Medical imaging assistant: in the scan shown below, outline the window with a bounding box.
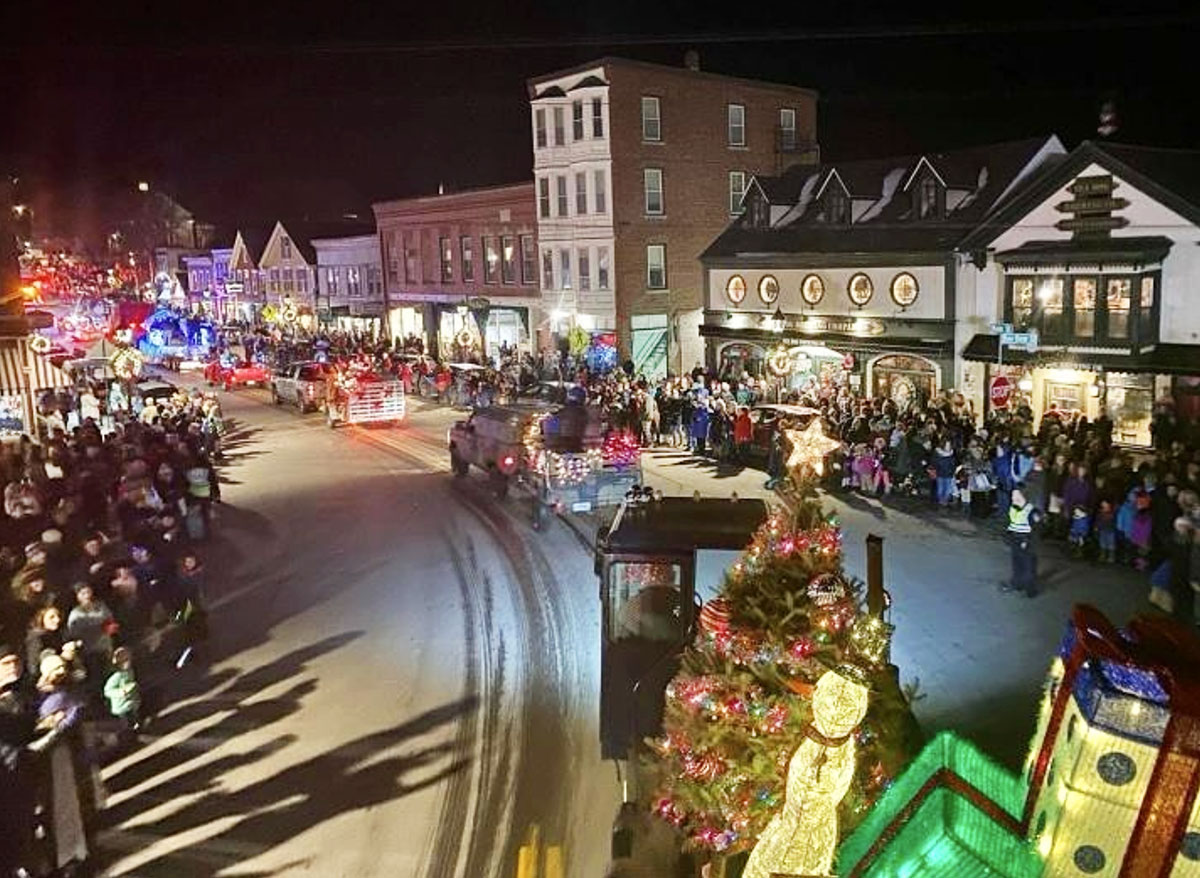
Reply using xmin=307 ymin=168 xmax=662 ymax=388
xmin=1011 ymin=278 xmax=1034 ymax=328
xmin=404 ymin=236 xmax=417 ymax=284
xmin=917 ymin=176 xmax=941 ymax=219
xmin=460 ymin=236 xmax=474 ymax=283
xmin=541 ymin=249 xmax=554 ymax=289
xmin=757 ymin=275 xmax=779 ymax=304
xmin=1038 ymin=278 xmax=1065 ymax=337
xmin=538 ymin=178 xmax=551 ymax=219
xmin=439 ymin=237 xmax=453 ymax=283
xmin=556 ymin=176 xmax=569 ymax=216
xmin=1139 ymin=276 xmax=1156 ymax=340
xmin=534 ymin=108 xmax=547 ymax=148
xmin=483 ymin=237 xmax=500 ymax=284
xmin=572 ymin=100 xmax=584 ymax=141
xmin=592 ymin=97 xmax=604 ymax=138
xmin=641 ymin=96 xmax=661 ymax=141
xmin=578 ymin=248 xmax=591 ymax=291
xmin=801 ymin=274 xmax=825 ymax=305
xmin=519 ymin=234 xmax=536 ymax=285
xmin=347 ymin=266 xmax=362 ymax=297
xmin=597 ymin=246 xmax=610 ymax=289
xmin=644 ymin=168 xmax=664 ymax=215
xmin=283 ymin=267 xmax=294 ymax=292
xmin=575 ymin=172 xmax=588 ymax=215
xmin=1106 ymin=278 xmax=1131 ymax=339
xmin=725 ymin=275 xmax=746 ymax=304
xmin=367 ymin=266 xmax=381 ymax=297
xmin=500 ymin=235 xmax=516 ymax=284
xmin=779 ymin=108 xmax=797 ymax=151
xmin=890 ymin=273 xmax=919 ymax=308
xmin=1073 ymin=278 xmax=1096 ymax=338
xmin=281 ymin=236 xmax=292 ymax=259
xmin=552 ymin=106 xmax=565 ymax=145
xmin=297 ymin=270 xmax=308 ymax=293
xmin=559 ymin=249 xmax=572 ymax=289
xmin=646 ymin=244 xmax=666 ymax=289
xmin=594 ymin=170 xmax=607 ymax=213
xmin=729 ymin=171 xmax=747 ymax=215
xmin=728 ymin=104 xmax=746 ymax=146
xmin=385 ymin=238 xmax=399 ymax=282
xmin=748 ymin=191 xmax=769 ymax=228
xmin=847 ymin=272 xmax=873 ymax=306
xmin=326 ymin=267 xmax=339 ymax=297
xmin=827 ymin=187 xmax=850 ymax=224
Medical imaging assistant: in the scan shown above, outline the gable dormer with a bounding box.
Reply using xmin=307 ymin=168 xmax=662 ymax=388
xmin=744 ymin=182 xmax=771 ymax=229
xmin=815 ymin=169 xmax=851 ymax=224
xmin=903 ymin=156 xmax=947 ymax=220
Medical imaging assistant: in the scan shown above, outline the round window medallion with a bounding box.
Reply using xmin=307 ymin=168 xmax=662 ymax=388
xmin=801 ymin=274 xmax=825 ymax=306
xmin=758 ymin=275 xmax=780 ymax=305
xmin=1073 ymin=845 xmax=1106 ymax=874
xmin=890 ymin=272 xmax=919 ymax=307
xmin=1096 ymin=752 xmax=1136 ymax=786
xmin=1180 ymin=832 xmax=1200 ymax=861
xmin=847 ymin=273 xmax=874 ymax=307
xmin=725 ymin=275 xmax=747 ymax=305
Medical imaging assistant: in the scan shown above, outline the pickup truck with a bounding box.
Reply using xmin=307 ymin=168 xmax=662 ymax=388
xmin=271 ymin=362 xmax=330 ymax=413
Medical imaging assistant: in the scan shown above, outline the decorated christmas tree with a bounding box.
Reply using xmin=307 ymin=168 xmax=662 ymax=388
xmin=644 ymin=421 xmax=922 ymax=861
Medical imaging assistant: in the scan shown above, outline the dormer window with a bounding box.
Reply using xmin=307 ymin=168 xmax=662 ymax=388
xmin=916 ymin=176 xmax=943 ymax=219
xmin=747 ymin=190 xmax=770 ymax=228
xmin=826 ymin=187 xmax=850 ymax=224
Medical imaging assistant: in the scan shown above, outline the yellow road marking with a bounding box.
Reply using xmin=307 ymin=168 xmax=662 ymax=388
xmin=517 ymin=823 xmax=541 ymax=878
xmin=543 ymin=845 xmax=563 ymax=878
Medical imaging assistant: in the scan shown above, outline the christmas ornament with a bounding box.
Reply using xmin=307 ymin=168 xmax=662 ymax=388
xmin=807 ymin=572 xmax=846 ymax=606
xmin=742 ymin=668 xmax=871 ymax=878
xmin=698 ymin=597 xmax=731 ymax=636
xmin=784 ymin=418 xmax=841 ymax=475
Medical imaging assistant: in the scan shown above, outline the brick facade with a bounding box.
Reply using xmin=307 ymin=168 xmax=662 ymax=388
xmin=372 ymin=183 xmax=540 ymax=355
xmin=529 ymin=56 xmax=817 ymax=374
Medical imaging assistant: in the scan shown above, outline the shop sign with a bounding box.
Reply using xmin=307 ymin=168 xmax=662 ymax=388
xmin=989 ymin=375 xmax=1013 ymax=408
xmin=797 ymin=315 xmax=885 ymax=336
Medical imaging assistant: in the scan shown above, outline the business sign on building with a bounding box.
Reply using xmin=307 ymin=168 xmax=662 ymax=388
xmin=795 ymin=315 xmax=886 ymax=336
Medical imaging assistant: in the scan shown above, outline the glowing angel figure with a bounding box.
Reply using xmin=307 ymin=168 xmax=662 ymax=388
xmin=742 ymin=666 xmax=870 ymax=878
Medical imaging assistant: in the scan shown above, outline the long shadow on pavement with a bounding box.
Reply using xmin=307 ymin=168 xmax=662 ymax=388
xmin=97 ymin=697 xmax=478 ymax=878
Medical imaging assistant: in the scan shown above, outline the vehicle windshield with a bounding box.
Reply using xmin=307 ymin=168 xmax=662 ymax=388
xmin=608 ymin=561 xmax=683 ymax=643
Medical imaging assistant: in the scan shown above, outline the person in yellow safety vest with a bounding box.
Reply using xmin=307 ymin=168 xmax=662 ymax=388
xmin=1001 ymin=488 xmax=1043 ymax=597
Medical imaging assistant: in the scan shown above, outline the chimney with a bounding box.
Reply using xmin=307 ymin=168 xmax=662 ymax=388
xmin=683 ymin=49 xmax=700 ymax=72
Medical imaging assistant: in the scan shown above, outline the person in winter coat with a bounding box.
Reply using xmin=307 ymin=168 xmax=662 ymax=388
xmin=1062 ymin=464 xmax=1096 ymax=555
xmin=931 ymin=439 xmax=958 ymax=507
xmin=689 ymin=394 xmax=711 ymax=456
xmin=733 ymin=407 xmax=753 ymax=463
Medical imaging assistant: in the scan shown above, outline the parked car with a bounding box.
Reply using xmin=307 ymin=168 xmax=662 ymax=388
xmin=747 ymin=404 xmax=820 ymax=463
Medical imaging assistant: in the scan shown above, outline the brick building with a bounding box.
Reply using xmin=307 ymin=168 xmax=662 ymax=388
xmin=528 ymin=54 xmax=818 ymax=376
xmin=372 ymin=183 xmax=539 ymax=359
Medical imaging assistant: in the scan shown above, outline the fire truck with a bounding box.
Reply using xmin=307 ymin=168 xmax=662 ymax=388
xmin=325 ymin=364 xmax=406 ymax=428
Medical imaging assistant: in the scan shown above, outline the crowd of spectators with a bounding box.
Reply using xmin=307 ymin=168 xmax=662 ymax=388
xmin=1 ymin=386 xmax=222 ymax=877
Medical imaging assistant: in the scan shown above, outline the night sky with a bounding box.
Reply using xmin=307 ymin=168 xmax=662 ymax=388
xmin=2 ymin=0 xmax=1195 ymax=244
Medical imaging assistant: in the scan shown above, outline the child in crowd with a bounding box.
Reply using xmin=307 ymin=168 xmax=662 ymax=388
xmin=1095 ymin=500 xmax=1117 ymax=563
xmin=103 ymin=646 xmax=141 ymax=733
xmin=1068 ymin=507 xmax=1091 ymax=557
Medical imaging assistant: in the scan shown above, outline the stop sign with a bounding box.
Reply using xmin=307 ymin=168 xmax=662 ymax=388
xmin=990 ymin=375 xmax=1013 ymax=408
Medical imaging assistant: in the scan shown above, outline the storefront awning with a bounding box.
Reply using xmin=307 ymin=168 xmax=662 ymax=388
xmin=0 ymin=340 xmax=73 ymax=394
xmin=961 ymin=333 xmax=1200 ymax=375
xmin=994 ymin=236 xmax=1172 ymax=267
xmin=700 ymin=324 xmax=953 ymax=359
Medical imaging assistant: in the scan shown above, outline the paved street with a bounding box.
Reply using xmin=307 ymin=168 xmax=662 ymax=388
xmin=99 ymin=384 xmax=1157 ymax=877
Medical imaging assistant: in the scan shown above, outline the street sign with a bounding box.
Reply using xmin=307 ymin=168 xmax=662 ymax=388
xmin=1000 ymin=330 xmax=1039 ymax=352
xmin=990 ymin=322 xmax=1013 ymax=335
xmin=989 ymin=375 xmax=1013 ymax=409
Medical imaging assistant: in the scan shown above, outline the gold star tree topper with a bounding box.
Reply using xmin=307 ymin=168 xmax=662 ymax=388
xmin=785 ymin=418 xmax=841 ymax=476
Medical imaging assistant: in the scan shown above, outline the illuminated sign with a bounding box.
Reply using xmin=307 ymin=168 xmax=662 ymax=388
xmin=794 ymin=315 xmax=885 ymax=336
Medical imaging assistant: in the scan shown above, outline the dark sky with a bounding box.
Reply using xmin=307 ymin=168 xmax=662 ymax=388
xmin=2 ymin=0 xmax=1195 ymax=241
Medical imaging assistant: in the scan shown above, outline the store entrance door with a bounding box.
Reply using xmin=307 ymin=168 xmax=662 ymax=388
xmin=870 ymin=354 xmax=938 ymax=411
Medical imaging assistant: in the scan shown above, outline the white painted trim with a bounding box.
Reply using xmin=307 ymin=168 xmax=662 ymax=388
xmin=813 ymin=168 xmax=851 ymax=201
xmin=901 ymin=156 xmax=948 ymax=192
